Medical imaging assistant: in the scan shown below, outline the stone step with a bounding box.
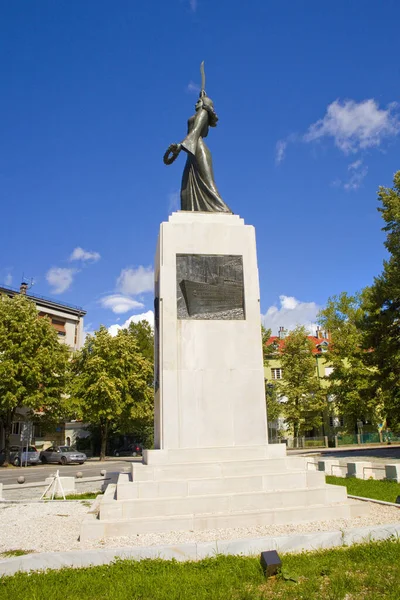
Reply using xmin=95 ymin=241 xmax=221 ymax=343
xmin=131 ymin=456 xmax=307 ymax=482
xmin=143 ymin=444 xmax=286 ymax=465
xmin=81 ymin=500 xmax=367 ymax=540
xmin=100 ymin=485 xmax=347 ymax=520
xmin=117 ymin=470 xmax=326 ymax=500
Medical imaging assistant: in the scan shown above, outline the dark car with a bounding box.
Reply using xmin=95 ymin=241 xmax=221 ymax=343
xmin=113 ymin=443 xmax=142 ymax=457
xmin=0 ymin=445 xmax=40 ymax=466
xmin=40 ymin=446 xmax=87 ymax=465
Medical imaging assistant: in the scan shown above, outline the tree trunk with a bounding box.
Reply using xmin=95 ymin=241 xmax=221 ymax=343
xmin=2 ymin=409 xmax=15 ymax=467
xmin=99 ymin=421 xmax=108 ymax=461
xmin=294 ymin=398 xmax=300 ymax=448
xmin=294 ymin=421 xmax=300 ymax=448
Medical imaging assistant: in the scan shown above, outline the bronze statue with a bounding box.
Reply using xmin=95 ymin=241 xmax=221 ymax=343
xmin=164 ymin=62 xmax=232 ymax=213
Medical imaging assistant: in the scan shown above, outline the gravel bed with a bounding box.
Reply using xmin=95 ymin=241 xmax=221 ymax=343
xmin=0 ymin=500 xmax=399 ymax=555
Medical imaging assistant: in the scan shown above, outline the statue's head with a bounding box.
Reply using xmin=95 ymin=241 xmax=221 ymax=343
xmin=196 ymin=92 xmax=218 ymax=127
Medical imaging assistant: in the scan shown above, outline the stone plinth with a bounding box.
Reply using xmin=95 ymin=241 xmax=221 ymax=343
xmin=154 ymin=212 xmax=267 ymax=450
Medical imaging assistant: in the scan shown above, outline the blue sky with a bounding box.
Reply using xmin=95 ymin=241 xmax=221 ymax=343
xmin=1 ymin=1 xmax=399 ymax=336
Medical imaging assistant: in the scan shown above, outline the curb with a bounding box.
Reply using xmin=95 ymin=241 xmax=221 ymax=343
xmin=348 ymin=494 xmax=400 ymax=507
xmin=1 ymin=521 xmax=400 ymax=576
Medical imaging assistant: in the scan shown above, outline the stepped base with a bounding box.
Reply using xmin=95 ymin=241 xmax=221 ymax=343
xmin=80 ymin=446 xmax=370 ymax=541
xmin=81 ymin=496 xmax=368 ymax=540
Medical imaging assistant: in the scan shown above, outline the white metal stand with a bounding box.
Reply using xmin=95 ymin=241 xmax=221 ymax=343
xmin=40 ymin=470 xmax=66 ymax=500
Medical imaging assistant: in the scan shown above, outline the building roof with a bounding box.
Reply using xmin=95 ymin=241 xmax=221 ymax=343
xmin=265 ymin=333 xmax=330 ymax=355
xmin=0 ymin=285 xmax=86 ymax=317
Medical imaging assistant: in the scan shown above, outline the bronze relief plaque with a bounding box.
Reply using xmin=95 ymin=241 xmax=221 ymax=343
xmin=176 ymin=254 xmax=245 ymax=320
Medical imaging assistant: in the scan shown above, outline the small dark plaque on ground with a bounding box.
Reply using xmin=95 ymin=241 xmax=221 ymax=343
xmin=176 ymin=254 xmax=245 ymax=320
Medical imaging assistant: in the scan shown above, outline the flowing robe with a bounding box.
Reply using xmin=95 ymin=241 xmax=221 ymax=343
xmin=180 ymin=109 xmax=232 ymax=213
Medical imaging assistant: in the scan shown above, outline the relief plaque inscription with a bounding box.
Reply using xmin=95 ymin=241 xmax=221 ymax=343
xmin=176 ymin=254 xmax=245 ymax=320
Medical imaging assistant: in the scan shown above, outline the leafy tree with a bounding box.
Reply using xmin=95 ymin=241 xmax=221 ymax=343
xmin=126 ymin=320 xmax=154 ymax=363
xmin=261 ymin=325 xmax=278 ymax=362
xmin=0 ymin=294 xmax=70 ymax=465
xmin=262 ymin=325 xmax=283 ymax=430
xmin=275 ymin=326 xmax=324 ymax=439
xmin=118 ymin=321 xmax=154 ymax=448
xmin=71 ymin=325 xmax=153 ymax=460
xmin=318 ymin=293 xmax=380 ymax=431
xmin=362 ymin=171 xmax=400 ymax=428
xmin=265 ymin=381 xmax=282 ymax=424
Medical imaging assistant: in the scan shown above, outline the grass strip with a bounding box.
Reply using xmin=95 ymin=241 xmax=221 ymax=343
xmin=63 ymin=492 xmax=103 ymax=500
xmin=1 ymin=538 xmax=400 ymax=599
xmin=1 ymin=549 xmax=35 ymax=557
xmin=326 ymin=474 xmax=400 ymax=502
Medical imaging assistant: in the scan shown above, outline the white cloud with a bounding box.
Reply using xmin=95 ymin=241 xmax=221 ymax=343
xmin=262 ymin=295 xmax=320 ymax=335
xmin=69 ymin=247 xmax=101 ymax=262
xmin=275 ymin=140 xmax=287 ymax=164
xmin=4 ymin=273 xmax=12 ymax=286
xmin=348 ymin=159 xmax=362 ymax=170
xmin=100 ymin=295 xmax=144 ymax=314
xmin=117 ymin=266 xmax=153 ymax=296
xmin=46 ymin=267 xmax=76 ymax=294
xmin=108 ymin=310 xmax=154 ymax=336
xmin=187 ymin=81 xmax=200 ymax=94
xmin=168 ymin=191 xmax=180 ymax=213
xmin=343 ymin=159 xmax=368 ymax=191
xmin=304 ymin=99 xmax=400 ymax=154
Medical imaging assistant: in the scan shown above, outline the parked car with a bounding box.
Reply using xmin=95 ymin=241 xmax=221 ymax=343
xmin=113 ymin=443 xmax=142 ymax=457
xmin=0 ymin=445 xmax=40 ymax=467
xmin=40 ymin=446 xmax=87 ymax=465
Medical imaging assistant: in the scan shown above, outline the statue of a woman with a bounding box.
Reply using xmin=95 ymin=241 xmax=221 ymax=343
xmin=164 ymin=65 xmax=232 ymax=213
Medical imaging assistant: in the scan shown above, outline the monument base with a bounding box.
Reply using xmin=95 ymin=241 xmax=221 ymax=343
xmin=80 ymin=212 xmax=368 ymax=541
xmin=80 ymin=446 xmax=368 ymax=540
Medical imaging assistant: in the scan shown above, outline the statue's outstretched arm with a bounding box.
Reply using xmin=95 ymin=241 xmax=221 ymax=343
xmin=163 ymin=107 xmax=208 ymax=166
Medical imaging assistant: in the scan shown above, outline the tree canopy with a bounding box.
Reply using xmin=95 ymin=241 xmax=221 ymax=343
xmin=318 ymin=292 xmax=380 ymax=430
xmin=362 ymin=171 xmax=400 ymax=428
xmin=0 ymin=294 xmax=70 ymax=465
xmin=71 ymin=324 xmax=154 ymax=459
xmin=275 ymin=326 xmax=324 ymax=439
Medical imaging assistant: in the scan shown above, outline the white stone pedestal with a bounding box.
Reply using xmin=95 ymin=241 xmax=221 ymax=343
xmin=154 ymin=211 xmax=267 ymax=451
xmin=80 ymin=212 xmax=368 ymax=541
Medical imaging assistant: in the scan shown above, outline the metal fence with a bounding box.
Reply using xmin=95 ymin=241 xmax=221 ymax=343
xmin=337 ymin=434 xmax=358 ymax=446
xmin=269 ymin=432 xmax=400 ymax=448
xmin=360 ymin=432 xmax=380 ymax=444
xmin=285 ymin=436 xmax=327 ymax=449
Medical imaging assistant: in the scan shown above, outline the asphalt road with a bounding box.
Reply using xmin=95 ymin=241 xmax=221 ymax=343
xmin=0 ymin=457 xmax=141 ymax=485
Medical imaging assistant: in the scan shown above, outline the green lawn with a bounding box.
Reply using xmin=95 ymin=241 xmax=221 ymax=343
xmin=1 ymin=539 xmax=400 ymax=599
xmin=326 ymin=475 xmax=400 ymax=502
xmin=64 ymin=492 xmax=103 ymax=500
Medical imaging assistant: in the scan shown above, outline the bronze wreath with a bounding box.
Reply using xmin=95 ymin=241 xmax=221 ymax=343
xmin=163 ymin=143 xmax=181 ymax=165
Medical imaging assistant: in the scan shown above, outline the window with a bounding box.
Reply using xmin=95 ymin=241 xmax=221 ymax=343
xmin=11 ymin=422 xmax=22 ymax=435
xmin=51 ymin=318 xmax=65 ymax=326
xmin=50 ymin=317 xmax=66 ymax=336
xmin=271 ymin=368 xmax=282 ymax=380
xmin=329 ymin=415 xmax=344 ymax=427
